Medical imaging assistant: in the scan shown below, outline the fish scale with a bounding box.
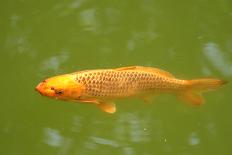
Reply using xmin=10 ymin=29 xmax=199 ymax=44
xmin=75 ymin=70 xmax=181 ymax=98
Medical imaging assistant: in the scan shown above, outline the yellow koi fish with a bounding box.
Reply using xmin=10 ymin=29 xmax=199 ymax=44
xmin=36 ymin=66 xmax=227 ymax=113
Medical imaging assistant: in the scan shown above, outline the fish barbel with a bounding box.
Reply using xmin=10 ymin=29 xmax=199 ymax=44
xmin=36 ymin=66 xmax=227 ymax=113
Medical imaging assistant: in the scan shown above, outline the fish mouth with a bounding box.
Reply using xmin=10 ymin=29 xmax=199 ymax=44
xmin=35 ymin=84 xmax=43 ymax=95
xmin=35 ymin=81 xmax=56 ymax=97
xmin=35 ymin=81 xmax=46 ymax=95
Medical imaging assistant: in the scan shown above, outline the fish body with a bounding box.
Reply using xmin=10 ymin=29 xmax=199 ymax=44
xmin=36 ymin=66 xmax=227 ymax=113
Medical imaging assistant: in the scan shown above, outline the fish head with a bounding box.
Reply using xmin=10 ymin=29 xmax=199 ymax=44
xmin=36 ymin=74 xmax=84 ymax=101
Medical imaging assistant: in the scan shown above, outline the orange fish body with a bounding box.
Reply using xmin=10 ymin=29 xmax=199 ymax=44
xmin=36 ymin=66 xmax=227 ymax=113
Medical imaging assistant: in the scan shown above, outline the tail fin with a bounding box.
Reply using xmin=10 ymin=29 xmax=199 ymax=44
xmin=177 ymin=79 xmax=227 ymax=105
xmin=188 ymin=79 xmax=227 ymax=91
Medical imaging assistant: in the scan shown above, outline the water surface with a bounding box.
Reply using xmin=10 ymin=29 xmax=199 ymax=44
xmin=1 ymin=0 xmax=232 ymax=155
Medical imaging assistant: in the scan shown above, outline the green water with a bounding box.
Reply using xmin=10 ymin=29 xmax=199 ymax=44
xmin=1 ymin=0 xmax=232 ymax=155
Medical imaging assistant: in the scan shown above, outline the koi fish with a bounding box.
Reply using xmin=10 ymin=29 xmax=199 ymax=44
xmin=36 ymin=66 xmax=227 ymax=113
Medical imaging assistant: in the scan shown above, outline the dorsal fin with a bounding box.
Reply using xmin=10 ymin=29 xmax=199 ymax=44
xmin=115 ymin=66 xmax=174 ymax=78
xmin=115 ymin=66 xmax=138 ymax=71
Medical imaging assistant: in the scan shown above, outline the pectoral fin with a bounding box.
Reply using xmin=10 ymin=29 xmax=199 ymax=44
xmin=96 ymin=102 xmax=116 ymax=113
xmin=76 ymin=98 xmax=116 ymax=113
xmin=76 ymin=98 xmax=99 ymax=104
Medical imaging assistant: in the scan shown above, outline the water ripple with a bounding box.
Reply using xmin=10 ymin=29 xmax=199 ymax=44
xmin=203 ymin=42 xmax=232 ymax=76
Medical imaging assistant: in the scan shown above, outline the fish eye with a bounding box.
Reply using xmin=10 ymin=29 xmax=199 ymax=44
xmin=50 ymin=87 xmax=63 ymax=95
xmin=55 ymin=89 xmax=63 ymax=95
xmin=75 ymin=96 xmax=82 ymax=100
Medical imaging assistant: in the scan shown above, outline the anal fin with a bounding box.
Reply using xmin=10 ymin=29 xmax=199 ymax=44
xmin=177 ymin=91 xmax=204 ymax=105
xmin=139 ymin=94 xmax=157 ymax=103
